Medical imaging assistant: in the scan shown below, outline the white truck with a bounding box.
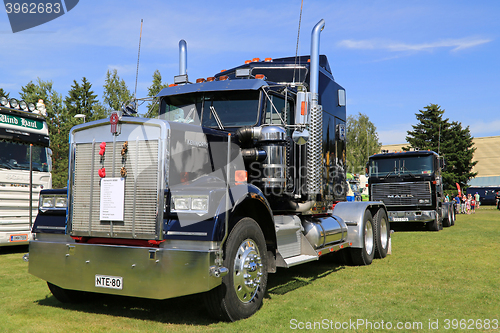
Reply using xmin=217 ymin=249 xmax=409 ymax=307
xmin=28 ymin=20 xmax=390 ymax=321
xmin=0 ymin=96 xmax=51 ymax=246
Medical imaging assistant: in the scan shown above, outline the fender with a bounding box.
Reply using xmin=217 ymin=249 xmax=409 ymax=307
xmin=333 ymin=201 xmax=386 ymax=248
xmin=212 ymin=184 xmax=275 ymax=246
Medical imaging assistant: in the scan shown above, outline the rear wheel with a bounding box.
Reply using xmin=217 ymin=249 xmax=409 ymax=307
xmin=443 ymin=207 xmax=452 ymax=228
xmin=204 ymin=217 xmax=268 ymax=321
xmin=374 ymin=208 xmax=390 ymax=259
xmin=450 ymin=206 xmax=455 ymax=226
xmin=350 ymin=210 xmax=375 ymax=266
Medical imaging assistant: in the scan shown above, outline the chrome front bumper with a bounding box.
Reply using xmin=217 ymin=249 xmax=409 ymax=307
xmin=388 ymin=210 xmax=436 ymax=223
xmin=29 ymin=236 xmax=221 ymax=300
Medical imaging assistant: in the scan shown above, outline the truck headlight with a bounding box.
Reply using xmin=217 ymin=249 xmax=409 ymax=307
xmin=171 ymin=195 xmax=209 ymax=213
xmin=40 ymin=194 xmax=68 ymax=210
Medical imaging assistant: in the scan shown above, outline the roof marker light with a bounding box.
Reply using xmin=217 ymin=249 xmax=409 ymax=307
xmin=168 ymin=84 xmax=178 ymax=87
xmin=207 ymin=77 xmax=215 ymax=82
xmin=255 ymin=74 xmax=265 ymax=80
xmin=244 ymin=60 xmax=251 ymax=64
xmin=220 ymin=69 xmax=227 ymax=72
xmin=252 ymin=58 xmax=260 ymax=62
xmin=219 ymin=75 xmax=229 ymax=81
xmin=196 ymin=78 xmax=206 ymax=83
xmin=264 ymin=57 xmax=272 ymax=62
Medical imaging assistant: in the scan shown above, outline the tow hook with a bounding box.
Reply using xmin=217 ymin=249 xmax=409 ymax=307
xmin=210 ymin=266 xmax=228 ymax=278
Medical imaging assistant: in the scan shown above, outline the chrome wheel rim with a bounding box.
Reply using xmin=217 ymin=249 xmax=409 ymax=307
xmin=233 ymin=239 xmax=263 ymax=303
xmin=365 ymin=220 xmax=374 ymax=255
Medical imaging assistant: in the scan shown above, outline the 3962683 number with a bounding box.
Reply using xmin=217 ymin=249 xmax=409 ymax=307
xmin=5 ymin=2 xmax=61 ymax=14
xmin=443 ymin=319 xmax=499 ymax=330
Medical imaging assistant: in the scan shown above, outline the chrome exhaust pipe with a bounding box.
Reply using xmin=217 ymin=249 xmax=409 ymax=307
xmin=179 ymin=39 xmax=187 ymax=75
xmin=307 ymin=19 xmax=325 ymax=200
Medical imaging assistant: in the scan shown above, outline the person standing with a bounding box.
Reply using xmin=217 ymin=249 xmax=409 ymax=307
xmin=475 ymin=192 xmax=480 ymax=208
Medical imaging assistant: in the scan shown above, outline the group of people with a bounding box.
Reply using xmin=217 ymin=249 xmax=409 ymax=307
xmin=452 ymin=192 xmax=480 ymax=214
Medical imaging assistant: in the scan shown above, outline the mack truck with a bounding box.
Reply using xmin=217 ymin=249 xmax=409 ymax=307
xmin=28 ymin=20 xmax=390 ymax=321
xmin=368 ymin=149 xmax=455 ymax=231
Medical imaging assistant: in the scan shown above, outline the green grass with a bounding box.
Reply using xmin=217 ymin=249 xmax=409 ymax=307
xmin=1 ymin=207 xmax=499 ymax=332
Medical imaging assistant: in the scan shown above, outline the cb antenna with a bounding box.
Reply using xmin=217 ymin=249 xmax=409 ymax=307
xmin=134 ymin=19 xmax=143 ymax=108
xmin=292 ymin=0 xmax=304 ymax=85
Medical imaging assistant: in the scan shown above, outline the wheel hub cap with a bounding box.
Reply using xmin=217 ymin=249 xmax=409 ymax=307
xmin=233 ymin=239 xmax=263 ymax=303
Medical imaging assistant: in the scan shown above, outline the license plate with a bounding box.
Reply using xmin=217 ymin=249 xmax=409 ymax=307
xmin=95 ymin=274 xmax=123 ymax=290
xmin=392 ymin=217 xmax=409 ymax=222
xmin=10 ymin=234 xmax=28 ymax=242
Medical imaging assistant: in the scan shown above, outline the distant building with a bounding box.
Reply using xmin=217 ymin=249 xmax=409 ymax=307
xmin=380 ymin=136 xmax=500 ymax=187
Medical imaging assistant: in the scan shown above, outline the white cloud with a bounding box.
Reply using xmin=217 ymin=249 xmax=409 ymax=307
xmin=338 ymin=37 xmax=492 ymax=53
xmin=470 ymin=119 xmax=500 ymax=137
xmin=378 ymin=129 xmax=408 ymax=145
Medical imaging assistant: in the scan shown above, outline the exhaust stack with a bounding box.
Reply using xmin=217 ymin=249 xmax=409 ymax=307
xmin=306 ymin=19 xmax=325 ymax=200
xmin=179 ymin=40 xmax=187 ymax=75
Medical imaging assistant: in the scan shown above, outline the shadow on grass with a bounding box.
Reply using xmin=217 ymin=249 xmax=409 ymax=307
xmin=0 ymin=244 xmax=29 ymax=255
xmin=34 ymin=252 xmax=346 ymax=325
xmin=36 ymin=292 xmax=216 ymax=325
xmin=267 ymin=253 xmax=345 ymax=296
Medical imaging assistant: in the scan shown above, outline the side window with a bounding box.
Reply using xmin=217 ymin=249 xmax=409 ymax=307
xmin=264 ymin=94 xmax=293 ymax=127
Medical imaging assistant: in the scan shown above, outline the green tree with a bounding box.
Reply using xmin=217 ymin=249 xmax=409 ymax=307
xmin=65 ymin=77 xmax=100 ymax=120
xmin=145 ymin=70 xmax=168 ymax=118
xmin=405 ymin=104 xmax=477 ymax=189
xmin=0 ymin=88 xmax=10 ymax=99
xmin=103 ymin=69 xmax=133 ymax=112
xmin=19 ymin=79 xmax=67 ymax=188
xmin=346 ymin=112 xmax=382 ymax=174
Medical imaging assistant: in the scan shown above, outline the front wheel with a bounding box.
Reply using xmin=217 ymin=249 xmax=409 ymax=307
xmin=426 ymin=215 xmax=440 ymax=231
xmin=47 ymin=282 xmax=95 ymax=303
xmin=204 ymin=217 xmax=268 ymax=321
xmin=350 ymin=210 xmax=375 ymax=266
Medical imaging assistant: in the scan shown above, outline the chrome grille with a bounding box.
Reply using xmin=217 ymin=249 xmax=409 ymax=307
xmin=71 ymin=140 xmax=159 ymax=239
xmin=371 ymin=182 xmax=431 ymax=207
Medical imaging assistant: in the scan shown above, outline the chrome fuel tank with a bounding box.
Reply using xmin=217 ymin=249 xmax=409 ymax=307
xmin=302 ymin=215 xmax=347 ymax=249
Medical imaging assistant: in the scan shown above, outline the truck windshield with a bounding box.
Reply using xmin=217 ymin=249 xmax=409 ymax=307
xmin=159 ymin=90 xmax=260 ymax=128
xmin=0 ymin=141 xmax=50 ymax=172
xmin=369 ymin=155 xmax=434 ymax=177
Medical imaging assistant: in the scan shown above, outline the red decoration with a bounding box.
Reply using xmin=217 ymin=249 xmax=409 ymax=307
xmin=98 ymin=168 xmax=106 ymax=178
xmin=99 ymin=142 xmax=106 ymax=156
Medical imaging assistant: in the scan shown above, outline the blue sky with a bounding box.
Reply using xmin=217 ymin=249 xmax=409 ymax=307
xmin=1 ymin=0 xmax=498 ymax=144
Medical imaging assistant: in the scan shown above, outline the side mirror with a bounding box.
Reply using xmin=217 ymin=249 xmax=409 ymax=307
xmin=439 ymin=157 xmax=446 ymax=171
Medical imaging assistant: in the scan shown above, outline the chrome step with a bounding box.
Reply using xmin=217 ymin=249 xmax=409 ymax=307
xmin=283 ymin=254 xmax=318 ymax=267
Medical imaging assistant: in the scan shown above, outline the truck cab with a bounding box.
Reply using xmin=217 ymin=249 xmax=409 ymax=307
xmin=368 ymin=150 xmax=455 ymax=230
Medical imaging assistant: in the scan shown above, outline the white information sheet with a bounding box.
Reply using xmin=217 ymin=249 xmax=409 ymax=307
xmin=100 ymin=178 xmax=125 ymax=221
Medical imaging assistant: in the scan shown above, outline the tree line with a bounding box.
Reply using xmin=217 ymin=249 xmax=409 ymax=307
xmin=1 ymin=69 xmax=168 ymax=188
xmin=346 ymin=104 xmax=476 ymax=192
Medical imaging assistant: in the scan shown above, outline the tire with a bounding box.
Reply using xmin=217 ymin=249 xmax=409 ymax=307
xmin=373 ymin=208 xmax=390 ymax=259
xmin=350 ymin=210 xmax=375 ymax=266
xmin=47 ymin=282 xmax=94 ymax=303
xmin=204 ymin=217 xmax=268 ymax=321
xmin=426 ymin=215 xmax=440 ymax=231
xmin=450 ymin=206 xmax=455 ymax=226
xmin=442 ymin=207 xmax=451 ymax=228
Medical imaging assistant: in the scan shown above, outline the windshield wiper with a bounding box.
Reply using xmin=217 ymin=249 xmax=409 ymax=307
xmin=209 ymin=106 xmax=225 ymax=130
xmin=383 ymin=167 xmax=398 ymax=179
xmin=0 ymin=161 xmax=12 ymax=170
xmin=401 ymin=165 xmax=416 ymax=178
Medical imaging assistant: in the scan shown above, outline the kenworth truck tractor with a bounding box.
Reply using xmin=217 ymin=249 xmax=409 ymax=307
xmin=368 ymin=149 xmax=455 ymax=231
xmin=28 ymin=20 xmax=390 ymax=321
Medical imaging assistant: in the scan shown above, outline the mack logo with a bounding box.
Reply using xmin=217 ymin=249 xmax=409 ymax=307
xmin=387 ymin=194 xmax=414 ymax=198
xmin=186 ymin=139 xmax=208 ymax=148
